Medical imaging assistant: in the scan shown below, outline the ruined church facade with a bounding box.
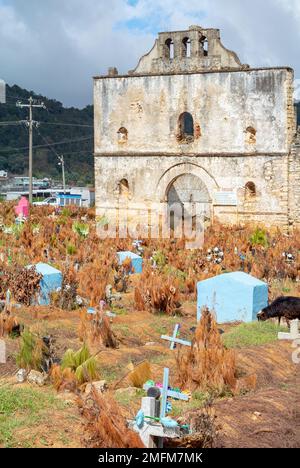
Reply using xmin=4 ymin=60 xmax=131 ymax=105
xmin=94 ymin=26 xmax=300 ymax=230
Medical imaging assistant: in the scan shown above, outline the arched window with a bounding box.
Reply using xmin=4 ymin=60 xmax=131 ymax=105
xmin=177 ymin=112 xmax=194 ymax=142
xmin=117 ymin=127 xmax=128 ymax=143
xmin=119 ymin=179 xmax=130 ymax=198
xmin=246 ymin=126 xmax=257 ymax=144
xmin=165 ymin=38 xmax=175 ymax=59
xmin=245 ymin=182 xmax=256 ymax=198
xmin=200 ymin=37 xmax=208 ymax=56
xmin=182 ymin=37 xmax=191 ymax=58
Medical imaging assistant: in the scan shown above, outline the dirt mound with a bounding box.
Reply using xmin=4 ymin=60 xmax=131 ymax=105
xmin=215 ymin=383 xmax=299 ymax=448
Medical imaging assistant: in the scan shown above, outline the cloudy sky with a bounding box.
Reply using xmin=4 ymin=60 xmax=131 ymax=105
xmin=0 ymin=0 xmax=299 ymax=108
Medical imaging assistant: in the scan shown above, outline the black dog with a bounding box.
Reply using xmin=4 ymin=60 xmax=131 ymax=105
xmin=257 ymin=296 xmax=300 ymax=326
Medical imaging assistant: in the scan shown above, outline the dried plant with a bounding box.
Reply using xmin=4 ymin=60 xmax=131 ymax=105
xmin=167 ymin=401 xmax=219 ymax=449
xmin=80 ymin=389 xmax=145 ymax=448
xmin=0 ymin=311 xmax=19 ymax=338
xmin=128 ymin=361 xmax=151 ymax=388
xmin=122 ymin=257 xmax=134 ymax=274
xmin=0 ymin=265 xmax=42 ymax=306
xmin=51 ymin=266 xmax=78 ymax=310
xmin=134 ymin=268 xmax=181 ymax=315
xmin=0 ymin=203 xmax=299 ymax=317
xmin=78 ymin=310 xmax=118 ymax=349
xmin=176 ymin=308 xmax=237 ymax=394
xmin=50 ymin=364 xmax=78 ymax=392
xmin=78 ymin=254 xmax=117 ymax=306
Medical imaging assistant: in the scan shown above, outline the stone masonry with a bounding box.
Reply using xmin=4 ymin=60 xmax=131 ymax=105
xmin=94 ymin=25 xmax=300 ymax=231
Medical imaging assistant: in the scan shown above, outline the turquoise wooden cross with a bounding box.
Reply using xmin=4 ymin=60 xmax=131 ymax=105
xmin=161 ymin=323 xmax=191 ymax=349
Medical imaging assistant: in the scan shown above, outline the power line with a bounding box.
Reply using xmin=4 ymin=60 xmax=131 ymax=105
xmin=36 ymin=128 xmax=66 ymax=192
xmin=0 ymin=101 xmax=27 ymax=108
xmin=0 ymin=120 xmax=92 ymax=128
xmin=0 ymin=121 xmax=24 ymax=126
xmin=40 ymin=122 xmax=93 ymax=128
xmin=0 ymin=135 xmax=93 ymax=153
xmin=35 ymin=128 xmax=61 ymax=159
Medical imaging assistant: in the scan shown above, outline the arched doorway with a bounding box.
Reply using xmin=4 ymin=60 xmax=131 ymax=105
xmin=167 ymin=173 xmax=211 ymax=231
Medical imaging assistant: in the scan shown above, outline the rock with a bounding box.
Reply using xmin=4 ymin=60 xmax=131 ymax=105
xmin=251 ymin=411 xmax=262 ymax=421
xmin=16 ymin=369 xmax=27 ymax=383
xmin=145 ymin=342 xmax=157 ymax=346
xmin=27 ymin=370 xmax=47 ymax=387
xmin=85 ymin=380 xmax=108 ymax=395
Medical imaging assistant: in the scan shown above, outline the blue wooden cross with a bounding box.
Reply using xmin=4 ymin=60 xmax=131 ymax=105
xmin=161 ymin=323 xmax=191 ymax=349
xmin=160 ymin=368 xmax=169 ymax=419
xmin=144 ymin=366 xmax=189 ymax=405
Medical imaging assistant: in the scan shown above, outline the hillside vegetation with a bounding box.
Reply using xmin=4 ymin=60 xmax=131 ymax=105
xmin=0 ymin=85 xmax=94 ymax=185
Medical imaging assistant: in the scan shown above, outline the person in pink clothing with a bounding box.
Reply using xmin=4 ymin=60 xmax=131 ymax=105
xmin=15 ymin=196 xmax=29 ymax=219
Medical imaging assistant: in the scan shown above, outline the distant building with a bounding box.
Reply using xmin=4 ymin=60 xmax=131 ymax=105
xmin=70 ymin=187 xmax=95 ymax=207
xmin=13 ymin=177 xmax=51 ymax=190
xmin=57 ymin=188 xmax=95 ymax=208
xmin=0 ymin=80 xmax=5 ymax=104
xmin=4 ymin=186 xmax=95 ymax=207
xmin=0 ymin=171 xmax=8 ymax=179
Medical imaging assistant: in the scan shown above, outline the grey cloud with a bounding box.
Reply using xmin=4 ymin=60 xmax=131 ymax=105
xmin=0 ymin=0 xmax=299 ymax=107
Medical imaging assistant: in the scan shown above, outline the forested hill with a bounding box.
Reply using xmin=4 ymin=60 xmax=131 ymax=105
xmin=0 ymin=84 xmax=94 ymax=185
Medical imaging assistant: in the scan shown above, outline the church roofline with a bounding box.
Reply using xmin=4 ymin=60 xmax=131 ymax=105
xmin=93 ymin=66 xmax=294 ymax=81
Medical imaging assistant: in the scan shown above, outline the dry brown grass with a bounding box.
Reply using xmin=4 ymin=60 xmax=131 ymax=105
xmin=50 ymin=364 xmax=78 ymax=392
xmin=80 ymin=389 xmax=145 ymax=448
xmin=78 ymin=309 xmax=118 ymax=349
xmin=0 ymin=266 xmax=42 ymax=305
xmin=134 ymin=267 xmax=181 ymax=315
xmin=0 ymin=204 xmax=299 ymax=318
xmin=176 ymin=308 xmax=237 ymax=394
xmin=128 ymin=361 xmax=151 ymax=388
xmin=0 ymin=311 xmax=18 ymax=338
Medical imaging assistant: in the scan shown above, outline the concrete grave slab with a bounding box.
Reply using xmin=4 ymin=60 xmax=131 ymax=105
xmin=117 ymin=251 xmax=143 ymax=274
xmin=197 ymin=272 xmax=268 ymax=323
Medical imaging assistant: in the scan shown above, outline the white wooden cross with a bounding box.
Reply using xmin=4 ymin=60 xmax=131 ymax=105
xmin=161 ymin=323 xmax=191 ymax=349
xmin=278 ymin=320 xmax=300 ymax=341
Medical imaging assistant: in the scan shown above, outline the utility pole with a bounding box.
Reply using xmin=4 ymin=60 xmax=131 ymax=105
xmin=0 ymin=79 xmax=6 ymax=103
xmin=58 ymin=155 xmax=66 ymax=194
xmin=17 ymin=97 xmax=46 ymax=203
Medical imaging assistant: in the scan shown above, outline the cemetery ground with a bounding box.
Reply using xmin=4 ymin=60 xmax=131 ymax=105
xmin=0 ymin=305 xmax=298 ymax=448
xmin=0 ymin=203 xmax=299 ymax=448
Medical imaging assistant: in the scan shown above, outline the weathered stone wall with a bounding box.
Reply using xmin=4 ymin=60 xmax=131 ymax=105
xmin=289 ymin=132 xmax=300 ymax=228
xmin=94 ymin=45 xmax=296 ymax=229
xmin=133 ymin=26 xmax=244 ymax=75
xmin=94 ymin=69 xmax=292 ymax=157
xmin=94 ymin=153 xmax=290 ymax=227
